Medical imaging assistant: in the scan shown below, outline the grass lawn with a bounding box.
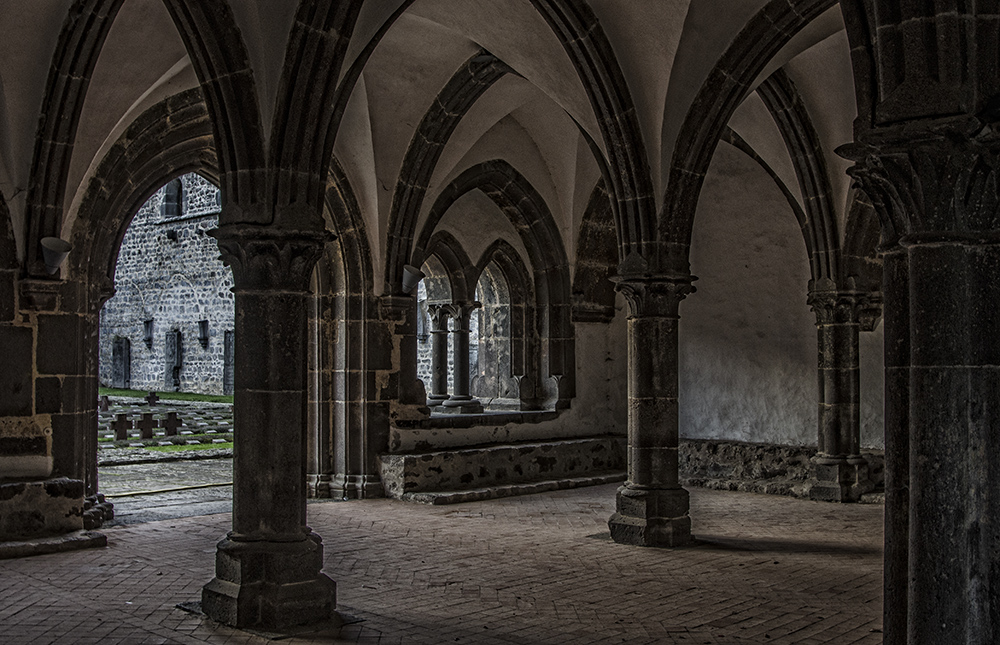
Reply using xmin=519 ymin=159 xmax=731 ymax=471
xmin=147 ymin=442 xmax=233 ymax=452
xmin=99 ymin=387 xmax=233 ymax=404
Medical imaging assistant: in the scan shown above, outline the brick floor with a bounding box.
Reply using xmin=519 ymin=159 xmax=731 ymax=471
xmin=0 ymin=484 xmax=884 ymax=644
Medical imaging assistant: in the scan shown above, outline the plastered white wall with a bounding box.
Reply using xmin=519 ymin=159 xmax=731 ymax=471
xmin=680 ymin=143 xmax=817 ymax=447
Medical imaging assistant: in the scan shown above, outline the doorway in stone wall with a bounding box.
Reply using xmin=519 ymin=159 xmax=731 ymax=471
xmin=96 ymin=173 xmax=236 ymax=524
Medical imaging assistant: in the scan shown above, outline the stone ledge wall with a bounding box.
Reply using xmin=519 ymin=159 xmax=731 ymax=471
xmin=680 ymin=438 xmax=885 ymax=498
xmin=379 ymin=434 xmax=885 ymax=501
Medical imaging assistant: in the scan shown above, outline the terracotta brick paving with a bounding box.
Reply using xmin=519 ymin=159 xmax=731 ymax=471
xmin=0 ymin=484 xmax=883 ymax=644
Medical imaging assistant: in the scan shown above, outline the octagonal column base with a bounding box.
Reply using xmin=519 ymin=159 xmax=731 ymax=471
xmin=608 ymin=485 xmax=692 ymax=547
xmin=809 ymin=456 xmax=872 ymax=503
xmin=202 ymin=533 xmax=336 ymax=630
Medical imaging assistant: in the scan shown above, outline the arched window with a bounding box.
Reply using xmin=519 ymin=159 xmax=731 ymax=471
xmin=416 ymin=255 xmax=453 ymax=394
xmin=161 ymin=179 xmax=183 ymax=219
xmin=472 ymin=261 xmax=515 ymax=407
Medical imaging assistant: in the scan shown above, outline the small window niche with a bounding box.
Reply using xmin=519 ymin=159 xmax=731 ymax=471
xmin=143 ymin=319 xmax=154 ymax=348
xmin=198 ymin=320 xmax=210 ymax=349
xmin=161 ymin=178 xmax=183 ymax=219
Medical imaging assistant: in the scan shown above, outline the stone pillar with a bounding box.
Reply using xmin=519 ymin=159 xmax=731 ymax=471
xmin=379 ymin=295 xmax=430 ymax=420
xmin=202 ymin=224 xmax=336 ymax=629
xmin=845 ymin=120 xmax=1000 ymax=644
xmin=442 ymin=302 xmax=483 ymax=414
xmin=608 ymin=275 xmax=693 ymax=547
xmin=426 ymin=304 xmax=451 ymax=407
xmin=807 ymin=283 xmax=878 ymax=502
xmin=880 ymin=245 xmax=909 ymax=645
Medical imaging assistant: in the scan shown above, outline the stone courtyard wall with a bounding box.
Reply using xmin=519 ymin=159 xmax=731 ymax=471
xmin=99 ymin=174 xmax=234 ymax=395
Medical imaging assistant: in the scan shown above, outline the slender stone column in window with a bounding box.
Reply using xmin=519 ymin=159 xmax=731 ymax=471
xmin=844 ymin=120 xmax=1000 ymax=645
xmin=442 ymin=301 xmax=483 ymax=414
xmin=202 ymin=223 xmax=337 ymax=629
xmin=608 ymin=275 xmax=694 ymax=547
xmin=807 ymin=283 xmax=879 ymax=502
xmin=426 ymin=304 xmax=451 ymax=407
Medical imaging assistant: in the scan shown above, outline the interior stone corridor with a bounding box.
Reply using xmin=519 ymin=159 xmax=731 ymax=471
xmin=0 ymin=484 xmax=883 ymax=645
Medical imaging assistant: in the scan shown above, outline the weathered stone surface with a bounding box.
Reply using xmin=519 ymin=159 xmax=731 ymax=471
xmin=0 ymin=478 xmax=84 ymax=540
xmin=0 ymin=529 xmax=106 ymax=559
xmin=379 ymin=436 xmax=625 ymax=499
xmin=679 ymin=438 xmax=884 ymax=498
xmin=0 ymin=326 xmax=33 ymax=416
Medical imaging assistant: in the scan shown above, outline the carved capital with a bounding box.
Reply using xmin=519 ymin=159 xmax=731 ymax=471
xmin=839 ymin=118 xmax=1000 ymax=248
xmin=612 ymin=274 xmax=696 ymax=318
xmin=427 ymin=303 xmax=452 ymax=331
xmin=808 ymin=286 xmax=883 ymax=330
xmin=441 ymin=301 xmax=481 ymax=330
xmin=209 ymin=225 xmax=333 ymax=291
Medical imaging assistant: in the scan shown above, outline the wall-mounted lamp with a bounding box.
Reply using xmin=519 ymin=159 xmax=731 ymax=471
xmin=401 ymin=264 xmax=425 ymax=295
xmin=144 ymin=319 xmax=154 ymax=348
xmin=198 ymin=319 xmax=210 ymax=349
xmin=40 ymin=237 xmax=72 ymax=275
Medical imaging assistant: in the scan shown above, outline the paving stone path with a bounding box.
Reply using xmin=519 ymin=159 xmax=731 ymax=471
xmin=0 ymin=483 xmax=883 ymax=644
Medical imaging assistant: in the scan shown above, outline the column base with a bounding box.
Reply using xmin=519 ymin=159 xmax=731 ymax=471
xmin=202 ymin=533 xmax=336 ymax=630
xmin=440 ymin=396 xmax=484 ymax=414
xmin=426 ymin=394 xmax=449 ymax=408
xmin=608 ymin=486 xmax=692 ymax=547
xmin=809 ymin=456 xmax=873 ymax=502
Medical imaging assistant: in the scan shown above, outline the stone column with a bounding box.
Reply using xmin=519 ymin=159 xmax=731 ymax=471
xmin=202 ymin=224 xmax=336 ymax=629
xmin=379 ymin=295 xmax=430 ymax=420
xmin=442 ymin=302 xmax=483 ymax=414
xmin=426 ymin=304 xmax=451 ymax=407
xmin=807 ymin=283 xmax=878 ymax=502
xmin=608 ymin=275 xmax=694 ymax=547
xmin=845 ymin=121 xmax=1000 ymax=644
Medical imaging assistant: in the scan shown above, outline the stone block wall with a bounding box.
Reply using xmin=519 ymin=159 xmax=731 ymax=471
xmin=99 ymin=174 xmax=234 ymax=395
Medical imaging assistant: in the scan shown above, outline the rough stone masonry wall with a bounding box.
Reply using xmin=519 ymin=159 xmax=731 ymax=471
xmin=99 ymin=174 xmax=234 ymax=395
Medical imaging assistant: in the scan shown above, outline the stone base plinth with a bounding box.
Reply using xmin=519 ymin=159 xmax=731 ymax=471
xmin=426 ymin=395 xmax=448 ymax=409
xmin=0 ymin=478 xmax=85 ymax=541
xmin=202 ymin=534 xmax=336 ymax=630
xmin=809 ymin=458 xmax=873 ymax=503
xmin=440 ymin=397 xmax=484 ymax=414
xmin=379 ymin=436 xmax=626 ymax=498
xmin=608 ymin=486 xmax=692 ymax=547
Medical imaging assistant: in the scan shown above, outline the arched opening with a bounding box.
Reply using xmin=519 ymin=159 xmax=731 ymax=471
xmin=472 ymin=260 xmax=517 ymax=409
xmin=95 ymin=173 xmax=235 ymax=523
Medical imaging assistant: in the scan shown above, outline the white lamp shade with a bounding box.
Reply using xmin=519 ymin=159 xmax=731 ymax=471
xmin=40 ymin=237 xmax=72 ymax=274
xmin=401 ymin=264 xmax=425 ymax=295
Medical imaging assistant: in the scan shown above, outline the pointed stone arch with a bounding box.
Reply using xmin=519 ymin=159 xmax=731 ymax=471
xmin=756 ymin=69 xmax=840 ymax=284
xmin=659 ymin=0 xmax=838 ymax=275
xmin=69 ymin=88 xmax=217 ymax=291
xmin=571 ymin=179 xmax=617 ymax=323
xmin=160 ymin=0 xmax=266 ymax=221
xmin=309 ymin=156 xmax=381 ymax=499
xmin=474 ymin=238 xmax=536 ymax=408
xmin=413 ymin=159 xmax=573 ymax=408
xmin=424 ymin=231 xmax=475 ymax=304
xmin=529 ymin=0 xmax=654 ymax=264
xmin=270 ymin=2 xmax=364 ymax=213
xmin=383 ymin=51 xmax=511 ymax=294
xmin=24 ymin=0 xmax=125 ymax=276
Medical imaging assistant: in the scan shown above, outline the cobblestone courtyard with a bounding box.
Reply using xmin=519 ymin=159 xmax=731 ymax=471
xmin=1 ymin=476 xmax=883 ymax=644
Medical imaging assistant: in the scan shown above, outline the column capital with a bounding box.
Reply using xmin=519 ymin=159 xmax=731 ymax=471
xmin=426 ymin=303 xmax=453 ymax=328
xmin=209 ymin=224 xmax=333 ymax=291
xmin=807 ymin=286 xmax=883 ymax=330
xmin=838 ymin=117 xmax=1000 ymax=248
xmin=441 ymin=301 xmax=481 ymax=321
xmin=612 ymin=274 xmax=696 ymax=318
